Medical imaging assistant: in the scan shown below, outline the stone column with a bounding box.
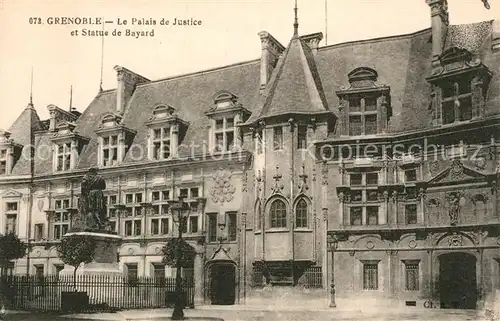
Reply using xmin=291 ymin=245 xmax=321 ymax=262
xmin=171 ymin=124 xmax=179 ymax=158
xmin=194 ymin=250 xmax=204 ymax=307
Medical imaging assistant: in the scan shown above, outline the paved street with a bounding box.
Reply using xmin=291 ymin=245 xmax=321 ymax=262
xmin=3 ymin=307 xmax=496 ymax=321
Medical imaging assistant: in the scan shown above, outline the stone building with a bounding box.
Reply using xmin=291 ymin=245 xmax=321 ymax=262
xmin=0 ymin=0 xmax=499 ymax=309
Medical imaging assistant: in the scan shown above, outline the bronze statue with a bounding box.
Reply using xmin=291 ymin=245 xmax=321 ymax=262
xmin=76 ymin=168 xmax=109 ymax=231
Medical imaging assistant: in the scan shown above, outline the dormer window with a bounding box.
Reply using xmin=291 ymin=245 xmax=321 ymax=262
xmin=152 ymin=127 xmax=170 ymax=160
xmin=336 ymin=67 xmax=391 ymax=137
xmin=95 ymin=113 xmax=136 ymax=167
xmin=214 ymin=117 xmax=234 ymax=152
xmin=427 ymin=47 xmax=492 ymax=127
xmin=0 ymin=130 xmax=23 ymax=176
xmin=56 ymin=143 xmax=72 ymax=171
xmin=102 ymin=135 xmax=119 ymax=166
xmin=51 ymin=122 xmax=88 ymax=172
xmin=146 ymin=104 xmax=188 ymax=161
xmin=206 ymin=90 xmax=251 ymax=153
xmin=0 ymin=149 xmax=7 ymax=175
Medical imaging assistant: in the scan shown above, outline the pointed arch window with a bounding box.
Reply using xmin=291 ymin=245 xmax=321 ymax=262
xmin=270 ymin=199 xmax=287 ymax=228
xmin=295 ymin=198 xmax=308 ymax=228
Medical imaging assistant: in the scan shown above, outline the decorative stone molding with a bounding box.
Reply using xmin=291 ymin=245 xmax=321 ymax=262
xmin=448 ymin=233 xmax=463 ymax=247
xmin=210 ymin=169 xmax=236 ymax=203
xmin=445 ymin=191 xmax=465 ymax=225
xmin=270 ymin=165 xmax=284 ymax=195
xmin=428 ymin=160 xmax=440 ymax=176
xmin=297 ymin=164 xmax=309 ymax=193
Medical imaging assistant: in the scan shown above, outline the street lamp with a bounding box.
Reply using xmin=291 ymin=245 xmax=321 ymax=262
xmin=167 ymin=196 xmax=192 ymax=321
xmin=327 ymin=234 xmax=338 ymax=308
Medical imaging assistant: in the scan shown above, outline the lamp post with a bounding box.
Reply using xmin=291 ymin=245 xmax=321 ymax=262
xmin=327 ymin=234 xmax=338 ymax=308
xmin=168 ymin=196 xmax=192 ymax=321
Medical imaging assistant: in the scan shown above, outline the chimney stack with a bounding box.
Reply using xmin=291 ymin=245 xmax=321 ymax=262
xmin=426 ymin=0 xmax=449 ymax=65
xmin=301 ymin=32 xmax=324 ymax=55
xmin=258 ymin=31 xmax=285 ymax=92
xmin=114 ymin=66 xmax=150 ymax=114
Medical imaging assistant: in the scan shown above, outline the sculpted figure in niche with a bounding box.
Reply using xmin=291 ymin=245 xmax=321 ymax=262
xmin=448 ymin=195 xmax=460 ymax=226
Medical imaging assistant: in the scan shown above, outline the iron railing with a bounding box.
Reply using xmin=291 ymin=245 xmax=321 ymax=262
xmin=0 ymin=274 xmax=194 ymax=312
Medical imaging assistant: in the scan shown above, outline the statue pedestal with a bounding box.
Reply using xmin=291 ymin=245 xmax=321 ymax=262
xmin=59 ymin=231 xmax=124 ymax=307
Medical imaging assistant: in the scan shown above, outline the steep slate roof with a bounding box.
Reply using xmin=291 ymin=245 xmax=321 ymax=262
xmin=9 ymin=104 xmax=45 ymax=175
xmin=248 ymin=35 xmax=330 ymax=123
xmin=7 ymin=20 xmax=499 ymax=176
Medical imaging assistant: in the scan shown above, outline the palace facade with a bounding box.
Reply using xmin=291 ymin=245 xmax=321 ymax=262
xmin=1 ymin=0 xmax=499 ymax=309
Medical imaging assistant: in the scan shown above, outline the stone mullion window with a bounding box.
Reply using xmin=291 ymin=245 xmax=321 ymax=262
xmin=346 ymin=172 xmax=381 ymax=226
xmin=0 ymin=149 xmax=8 ymax=175
xmin=101 ymin=135 xmax=119 ymax=167
xmin=4 ymin=202 xmax=19 ymax=234
xmin=55 ymin=142 xmax=72 ymax=172
xmin=213 ymin=117 xmax=235 ymax=153
xmin=53 ymin=199 xmax=71 ymax=240
xmin=149 ymin=189 xmax=171 ymax=236
xmin=151 ymin=127 xmax=171 ymax=160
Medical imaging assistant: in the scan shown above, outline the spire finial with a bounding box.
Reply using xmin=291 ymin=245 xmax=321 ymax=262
xmin=29 ymin=66 xmax=34 ymax=106
xmin=69 ymin=85 xmax=73 ymax=112
xmin=294 ymin=0 xmax=299 ymax=36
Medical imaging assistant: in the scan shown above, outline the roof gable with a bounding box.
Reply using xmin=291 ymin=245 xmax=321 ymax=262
xmin=426 ymin=160 xmax=488 ymax=186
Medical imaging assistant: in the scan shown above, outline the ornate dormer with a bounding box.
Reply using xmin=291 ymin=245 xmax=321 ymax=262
xmin=427 ymin=47 xmax=492 ymax=126
xmin=46 ymin=104 xmax=79 ymax=132
xmin=145 ymin=104 xmax=189 ymax=160
xmin=95 ymin=113 xmax=136 ymax=167
xmin=50 ymin=122 xmax=89 ymax=172
xmin=0 ymin=130 xmax=22 ymax=175
xmin=206 ymin=90 xmax=251 ymax=153
xmin=336 ymin=67 xmax=392 ymax=136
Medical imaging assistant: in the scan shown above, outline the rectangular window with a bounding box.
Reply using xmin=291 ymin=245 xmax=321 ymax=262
xmin=350 ymin=207 xmax=362 ymax=226
xmin=366 ymin=206 xmax=379 ymax=225
xmin=0 ymin=149 xmax=7 ymax=175
xmin=161 ymin=218 xmax=169 ymax=235
xmin=53 ymin=200 xmax=71 ymax=239
xmin=102 ymin=135 xmax=119 ymax=166
xmin=153 ymin=263 xmax=166 ymax=283
xmin=55 ymin=142 xmax=72 ymax=172
xmin=351 ymin=190 xmax=362 ymax=203
xmin=135 ymin=193 xmax=143 ymax=204
xmin=349 ymin=96 xmax=362 ymax=112
xmin=366 ymin=173 xmax=378 ymax=186
xmin=126 ymin=263 xmax=138 ymax=285
xmin=441 ymin=80 xmax=472 ymax=124
xmin=227 ymin=212 xmax=237 ymax=242
xmin=126 ymin=194 xmax=133 ymax=204
xmin=151 ymin=218 xmax=160 ymax=235
xmin=189 ymin=216 xmax=198 ymax=234
xmin=405 ymin=262 xmax=419 ymax=291
xmin=134 ymin=219 xmax=142 ymax=236
xmin=365 ymin=115 xmax=377 ymax=135
xmin=208 ymin=213 xmax=217 ymax=243
xmin=273 ymin=127 xmax=283 ymax=150
xmin=152 ymin=191 xmax=160 ymax=201
xmin=297 ymin=125 xmax=307 ymax=149
xmin=366 ymin=190 xmax=379 ymax=202
xmin=35 ymin=265 xmax=44 ymax=278
xmin=213 ymin=117 xmax=235 ymax=152
xmin=405 ymin=169 xmax=417 ymax=182
xmin=151 ymin=127 xmax=170 ymax=160
xmin=363 ymin=263 xmax=379 ymax=290
xmin=190 ymin=187 xmax=199 ymax=198
xmin=5 ymin=202 xmax=18 ymax=234
xmin=179 ymin=188 xmax=189 ymax=199
xmin=125 ymin=221 xmax=133 ymax=236
xmin=34 ymin=223 xmax=44 ymax=241
xmin=405 ymin=204 xmax=418 ymax=225
xmin=349 ymin=115 xmax=362 ymax=136
xmin=162 ymin=190 xmax=170 ymax=201
xmin=350 ymin=174 xmax=362 ymax=186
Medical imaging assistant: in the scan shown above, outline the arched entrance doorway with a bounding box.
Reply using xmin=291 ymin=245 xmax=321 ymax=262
xmin=208 ymin=262 xmax=236 ymax=305
xmin=439 ymin=252 xmax=477 ymax=309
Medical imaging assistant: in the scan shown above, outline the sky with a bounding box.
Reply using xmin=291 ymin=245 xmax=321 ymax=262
xmin=0 ymin=0 xmax=497 ymax=130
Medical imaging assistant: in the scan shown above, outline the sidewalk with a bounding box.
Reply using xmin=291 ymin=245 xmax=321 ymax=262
xmin=61 ymin=305 xmax=493 ymax=321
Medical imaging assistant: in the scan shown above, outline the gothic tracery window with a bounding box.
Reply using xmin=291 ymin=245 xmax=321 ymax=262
xmin=270 ymin=199 xmax=287 ymax=228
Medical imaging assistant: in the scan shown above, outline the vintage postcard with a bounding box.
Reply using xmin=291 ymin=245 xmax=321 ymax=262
xmin=0 ymin=0 xmax=499 ymax=320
